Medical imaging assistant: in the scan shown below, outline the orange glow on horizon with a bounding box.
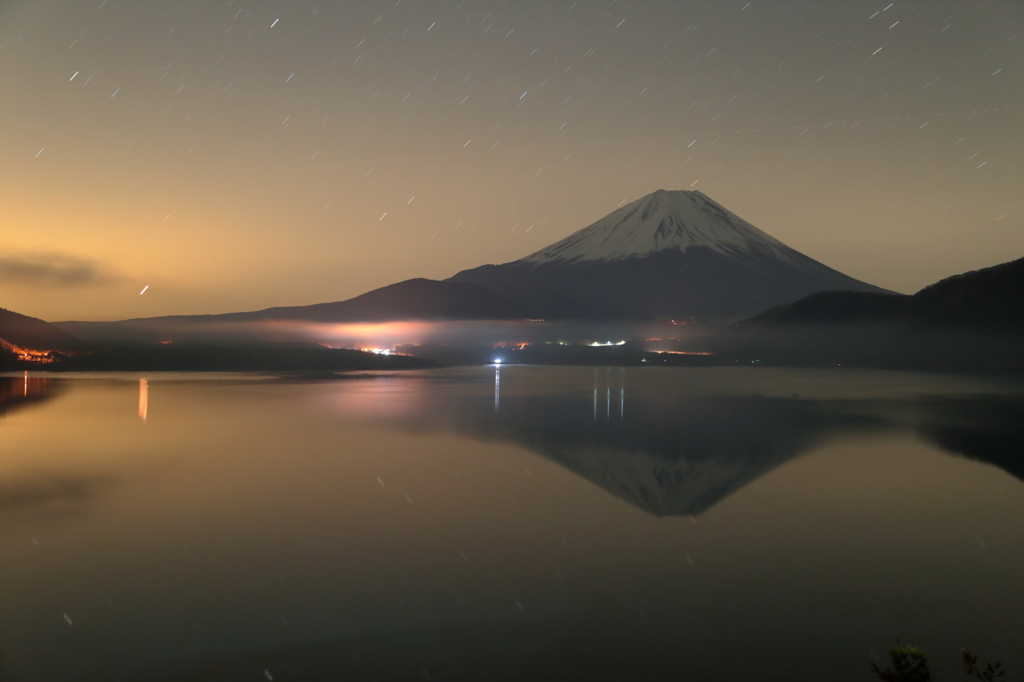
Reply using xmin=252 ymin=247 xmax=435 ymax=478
xmin=650 ymin=350 xmax=713 ymax=356
xmin=0 ymin=338 xmax=61 ymax=364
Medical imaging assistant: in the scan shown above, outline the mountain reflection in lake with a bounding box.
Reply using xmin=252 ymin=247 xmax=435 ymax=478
xmin=1 ymin=367 xmax=1023 ymax=682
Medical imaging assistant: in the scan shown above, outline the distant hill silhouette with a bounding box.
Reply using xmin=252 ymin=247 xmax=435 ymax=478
xmin=717 ymin=255 xmax=1024 ymax=372
xmin=0 ymin=307 xmax=89 ymax=352
xmin=1 ymin=307 xmax=90 ymax=368
xmin=194 ymin=278 xmax=524 ymax=323
xmin=746 ymin=255 xmax=1024 ymax=329
xmin=904 ymin=255 xmax=1024 ymax=329
xmin=57 ymin=278 xmax=524 ymax=346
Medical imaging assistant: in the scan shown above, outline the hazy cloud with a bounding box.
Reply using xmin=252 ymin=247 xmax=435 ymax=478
xmin=0 ymin=253 xmax=120 ymax=288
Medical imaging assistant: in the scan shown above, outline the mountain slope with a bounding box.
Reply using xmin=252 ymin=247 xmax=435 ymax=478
xmin=208 ymin=278 xmax=524 ymax=323
xmin=717 ymin=255 xmax=1024 ymax=371
xmin=740 ymin=255 xmax=1024 ymax=330
xmin=58 ymin=278 xmax=524 ymax=344
xmin=908 ymin=255 xmax=1024 ymax=329
xmin=521 ymin=189 xmax=799 ymax=265
xmin=449 ymin=190 xmax=890 ymax=319
xmin=0 ymin=307 xmax=89 ymax=352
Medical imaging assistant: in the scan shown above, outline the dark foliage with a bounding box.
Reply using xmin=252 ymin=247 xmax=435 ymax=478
xmin=962 ymin=649 xmax=1006 ymax=681
xmin=871 ymin=642 xmax=932 ymax=682
xmin=870 ymin=643 xmax=1009 ymax=682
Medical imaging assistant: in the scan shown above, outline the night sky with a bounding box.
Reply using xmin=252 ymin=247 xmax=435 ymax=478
xmin=2 ymin=0 xmax=1021 ymax=321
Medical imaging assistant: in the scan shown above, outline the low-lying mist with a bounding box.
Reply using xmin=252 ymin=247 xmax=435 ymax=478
xmin=59 ymin=318 xmax=718 ymax=355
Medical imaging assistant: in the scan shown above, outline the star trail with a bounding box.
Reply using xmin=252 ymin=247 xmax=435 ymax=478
xmin=1 ymin=0 xmax=1021 ymax=320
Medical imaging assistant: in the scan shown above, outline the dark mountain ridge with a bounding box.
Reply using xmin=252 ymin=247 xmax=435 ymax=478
xmin=56 ymin=278 xmax=523 ymax=347
xmin=0 ymin=307 xmax=89 ymax=353
xmin=188 ymin=278 xmax=523 ymax=323
xmin=60 ymin=279 xmax=521 ymax=335
xmin=0 ymin=305 xmax=90 ymax=360
xmin=745 ymin=255 xmax=1024 ymax=329
xmin=56 ymin=277 xmax=522 ymax=347
xmin=718 ymin=255 xmax=1024 ymax=372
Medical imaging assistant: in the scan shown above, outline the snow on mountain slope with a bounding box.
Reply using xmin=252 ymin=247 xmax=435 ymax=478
xmin=520 ymin=189 xmax=796 ymax=265
xmin=449 ymin=188 xmax=890 ymax=319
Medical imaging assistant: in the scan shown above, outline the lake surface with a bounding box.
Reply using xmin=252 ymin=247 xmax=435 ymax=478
xmin=2 ymin=366 xmax=1023 ymax=681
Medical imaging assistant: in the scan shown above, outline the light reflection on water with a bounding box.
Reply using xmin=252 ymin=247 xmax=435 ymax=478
xmin=137 ymin=378 xmax=147 ymax=422
xmin=1 ymin=367 xmax=1023 ymax=681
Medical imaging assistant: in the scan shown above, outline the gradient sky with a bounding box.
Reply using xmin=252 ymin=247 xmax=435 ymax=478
xmin=1 ymin=0 xmax=1021 ymax=321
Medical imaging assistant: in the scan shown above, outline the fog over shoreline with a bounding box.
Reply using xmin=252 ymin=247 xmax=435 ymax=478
xmin=55 ymin=318 xmax=715 ymax=353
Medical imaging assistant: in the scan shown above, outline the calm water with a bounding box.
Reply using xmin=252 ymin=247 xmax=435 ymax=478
xmin=2 ymin=366 xmax=1023 ymax=681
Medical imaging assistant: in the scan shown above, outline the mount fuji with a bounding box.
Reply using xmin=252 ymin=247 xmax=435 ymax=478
xmin=448 ymin=189 xmax=890 ymax=319
xmin=57 ymin=190 xmax=892 ymax=342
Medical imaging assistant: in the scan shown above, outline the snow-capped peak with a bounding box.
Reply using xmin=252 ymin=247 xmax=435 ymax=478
xmin=518 ymin=190 xmax=795 ymax=264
